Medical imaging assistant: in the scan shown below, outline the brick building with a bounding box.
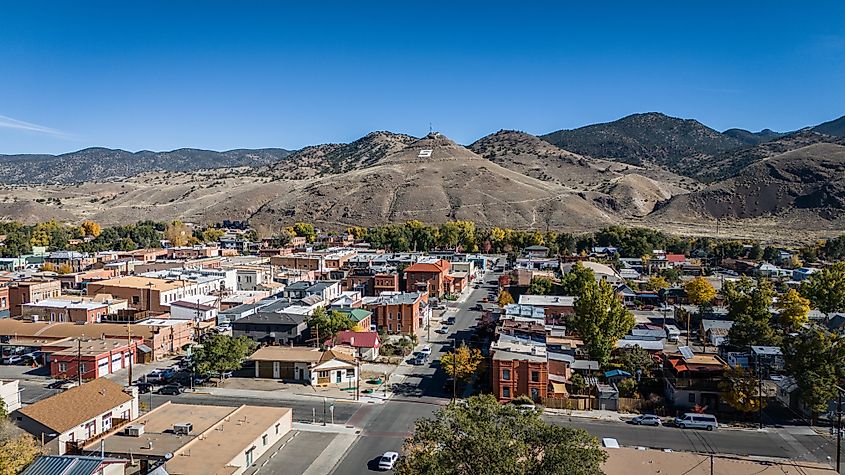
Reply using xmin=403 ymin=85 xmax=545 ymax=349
xmin=9 ymin=279 xmax=62 ymax=317
xmin=362 ymin=291 xmax=428 ymax=335
xmin=404 ymin=260 xmax=451 ymax=297
xmin=491 ymin=343 xmax=548 ymax=402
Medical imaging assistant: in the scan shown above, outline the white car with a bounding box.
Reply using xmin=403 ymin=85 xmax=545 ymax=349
xmin=631 ymin=414 xmax=662 ymax=426
xmin=435 ymin=326 xmax=449 ymax=334
xmin=420 ymin=345 xmax=432 ymax=356
xmin=378 ymin=451 xmax=399 ymax=470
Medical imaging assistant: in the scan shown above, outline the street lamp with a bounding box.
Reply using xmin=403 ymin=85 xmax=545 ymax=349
xmin=322 ymin=397 xmax=327 ymax=426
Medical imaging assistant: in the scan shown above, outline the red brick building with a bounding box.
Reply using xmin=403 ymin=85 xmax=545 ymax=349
xmin=491 ymin=346 xmax=548 ymax=402
xmin=48 ymin=337 xmax=141 ymax=381
xmin=8 ymin=279 xmax=62 ymax=317
xmin=404 ymin=260 xmax=451 ymax=297
xmin=363 ymin=292 xmax=428 ymax=335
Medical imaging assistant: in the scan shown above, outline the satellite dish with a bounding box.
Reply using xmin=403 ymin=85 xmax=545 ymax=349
xmin=164 ymin=452 xmax=173 ymax=460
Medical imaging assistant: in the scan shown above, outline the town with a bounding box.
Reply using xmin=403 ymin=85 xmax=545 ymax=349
xmin=0 ymin=220 xmax=842 ymax=474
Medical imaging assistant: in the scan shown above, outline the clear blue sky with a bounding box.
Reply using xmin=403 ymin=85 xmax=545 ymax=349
xmin=1 ymin=1 xmax=844 ymax=154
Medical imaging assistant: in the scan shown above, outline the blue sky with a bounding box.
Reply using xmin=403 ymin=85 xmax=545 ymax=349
xmin=1 ymin=1 xmax=844 ymax=154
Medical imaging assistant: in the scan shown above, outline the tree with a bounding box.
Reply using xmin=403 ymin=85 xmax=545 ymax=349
xmin=783 ymin=327 xmax=845 ymax=419
xmin=616 ymin=345 xmax=654 ymax=379
xmin=569 ymin=373 xmax=587 ymax=395
xmin=616 ymin=378 xmax=638 ymax=398
xmin=719 ymin=365 xmax=764 ymax=415
xmin=292 ymin=222 xmax=317 ymax=242
xmin=309 ymin=308 xmax=355 ymax=341
xmin=749 ymin=243 xmax=764 ymax=260
xmin=685 ymin=277 xmax=716 ymax=306
xmin=660 ymin=267 xmax=682 ymax=284
xmin=0 ymin=397 xmax=6 ymax=420
xmin=776 ymin=288 xmax=810 ymax=329
xmin=527 ymin=276 xmax=554 ymax=295
xmin=0 ymin=419 xmax=41 ymax=475
xmin=560 ymin=261 xmax=595 ymax=296
xmin=725 ymin=278 xmax=780 ymax=348
xmin=496 ymin=290 xmax=515 ymax=307
xmin=164 ymin=221 xmax=191 ymax=247
xmin=571 ymin=279 xmax=635 ymax=367
xmin=56 ymin=263 xmax=73 ymax=274
xmin=395 ymin=394 xmax=607 ymax=475
xmin=645 ymin=276 xmax=669 ymax=292
xmin=192 ymin=334 xmax=256 ymax=380
xmin=440 ymin=344 xmax=482 ymax=381
xmin=80 ymin=220 xmax=102 ymax=237
xmin=269 ymin=230 xmax=293 ymax=248
xmin=201 ymin=228 xmax=225 ymax=243
xmin=801 ymin=262 xmax=845 ymax=314
xmin=39 ymin=262 xmax=56 ymax=272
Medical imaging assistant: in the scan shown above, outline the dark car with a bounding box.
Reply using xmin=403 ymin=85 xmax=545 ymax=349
xmin=47 ymin=379 xmax=75 ymax=390
xmin=157 ymin=384 xmax=183 ymax=395
xmin=445 ymin=316 xmax=456 ymax=325
xmin=135 ymin=382 xmax=155 ymax=394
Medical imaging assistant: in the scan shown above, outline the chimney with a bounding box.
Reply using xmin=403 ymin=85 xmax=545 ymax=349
xmin=350 ymin=336 xmax=355 ymax=346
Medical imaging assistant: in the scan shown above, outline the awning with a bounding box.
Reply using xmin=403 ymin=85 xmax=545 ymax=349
xmin=136 ymin=344 xmax=152 ymax=354
xmin=550 ymin=382 xmax=568 ymax=394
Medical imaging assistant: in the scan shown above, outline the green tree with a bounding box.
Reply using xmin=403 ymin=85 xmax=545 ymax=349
xmin=616 ymin=377 xmax=638 ymax=398
xmin=725 ymin=278 xmax=780 ymax=348
xmin=309 ymin=307 xmax=355 ymax=341
xmin=527 ymin=276 xmax=554 ymax=295
xmin=616 ymin=345 xmax=654 ymax=379
xmin=719 ymin=365 xmax=764 ymax=415
xmin=571 ymin=279 xmax=635 ymax=367
xmin=394 ymin=394 xmax=607 ymax=475
xmin=645 ymin=276 xmax=669 ymax=292
xmin=559 ymin=261 xmax=595 ymax=296
xmin=269 ymin=230 xmax=293 ymax=248
xmin=569 ymin=373 xmax=587 ymax=395
xmin=497 ymin=290 xmax=515 ymax=307
xmin=192 ymin=334 xmax=256 ymax=380
xmin=776 ymin=288 xmax=810 ymax=329
xmin=783 ymin=327 xmax=845 ymax=419
xmin=201 ymin=228 xmax=225 ymax=243
xmin=801 ymin=262 xmax=845 ymax=314
xmin=292 ymin=222 xmax=317 ymax=242
xmin=440 ymin=344 xmax=482 ymax=381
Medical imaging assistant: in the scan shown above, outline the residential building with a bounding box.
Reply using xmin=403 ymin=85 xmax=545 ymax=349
xmin=14 ymin=379 xmax=138 ymax=455
xmin=491 ymin=341 xmax=548 ymax=403
xmin=234 ymin=265 xmax=272 ymax=291
xmin=22 ymin=455 xmax=127 ymax=475
xmin=363 ymin=291 xmax=429 ymax=335
xmin=8 ymin=279 xmax=62 ymax=317
xmin=232 ymin=302 xmax=309 ymax=345
xmin=168 ymin=295 xmax=219 ymax=322
xmin=517 ymin=295 xmax=575 ymax=322
xmin=331 ymin=330 xmax=380 ymax=361
xmin=404 ymin=259 xmax=452 ymax=297
xmin=249 ymin=346 xmax=358 ymax=385
xmin=91 ymin=402 xmax=292 ymax=475
xmin=664 ymin=353 xmax=726 ymax=409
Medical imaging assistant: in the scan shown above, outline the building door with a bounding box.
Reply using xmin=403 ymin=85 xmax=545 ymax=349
xmin=336 ymin=371 xmax=342 ymax=383
xmin=273 ymin=361 xmax=280 ymax=379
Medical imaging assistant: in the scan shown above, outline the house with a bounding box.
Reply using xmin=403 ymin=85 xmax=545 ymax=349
xmin=404 ymin=259 xmax=452 ymax=297
xmin=343 ymin=308 xmax=373 ymax=331
xmin=517 ymin=295 xmax=575 ymax=323
xmin=14 ymin=379 xmax=138 ymax=455
xmin=8 ymin=279 xmax=62 ymax=317
xmin=700 ymin=319 xmax=734 ymax=347
xmin=249 ymin=346 xmax=358 ymax=385
xmin=91 ymin=402 xmax=292 ymax=475
xmin=560 ymin=261 xmax=623 ymax=285
xmin=523 ymin=245 xmax=550 ymax=258
xmin=232 ymin=310 xmax=309 ymax=345
xmin=792 ymin=267 xmax=819 ymax=282
xmin=168 ymin=296 xmax=219 ymax=322
xmin=332 ymin=330 xmax=380 ymax=361
xmin=0 ymin=379 xmax=21 ymax=412
xmin=491 ymin=340 xmax=548 ymax=402
xmin=664 ymin=352 xmax=726 ymax=410
xmin=362 ymin=291 xmax=429 ymax=335
xmin=22 ymin=455 xmax=127 ymax=475
xmin=329 ymin=291 xmax=363 ymax=311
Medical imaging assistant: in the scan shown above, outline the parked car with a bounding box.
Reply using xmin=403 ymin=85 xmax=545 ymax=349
xmin=420 ymin=345 xmax=432 ymax=356
xmin=47 ymin=379 xmax=75 ymax=390
xmin=675 ymin=413 xmax=718 ymax=431
xmin=378 ymin=451 xmax=399 ymax=470
xmin=4 ymin=355 xmax=23 ymax=365
xmin=435 ymin=326 xmax=449 ymax=334
xmin=135 ymin=382 xmax=155 ymax=394
xmin=157 ymin=384 xmax=183 ymax=395
xmin=58 ymin=380 xmax=79 ymax=391
xmin=413 ymin=354 xmax=427 ymax=366
xmin=445 ymin=316 xmax=456 ymax=325
xmin=631 ymin=415 xmax=662 ymax=426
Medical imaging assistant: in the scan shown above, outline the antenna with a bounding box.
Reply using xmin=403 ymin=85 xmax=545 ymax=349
xmin=429 ymin=122 xmax=433 ymax=134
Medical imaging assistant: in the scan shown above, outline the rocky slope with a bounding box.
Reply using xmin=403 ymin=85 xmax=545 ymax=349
xmin=813 ymin=115 xmax=845 ymax=137
xmin=722 ymin=128 xmax=785 ymax=146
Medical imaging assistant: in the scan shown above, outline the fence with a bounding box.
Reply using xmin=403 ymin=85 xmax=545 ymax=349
xmin=542 ymin=396 xmax=594 ymax=411
xmin=542 ymin=396 xmax=667 ymax=415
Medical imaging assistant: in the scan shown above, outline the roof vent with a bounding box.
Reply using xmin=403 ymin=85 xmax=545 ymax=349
xmin=124 ymin=425 xmax=145 ymax=437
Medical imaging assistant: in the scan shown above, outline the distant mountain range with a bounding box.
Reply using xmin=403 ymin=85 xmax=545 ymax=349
xmin=1 ymin=112 xmax=844 ymax=241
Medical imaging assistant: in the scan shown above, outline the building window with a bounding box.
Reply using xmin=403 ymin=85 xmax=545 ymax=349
xmin=80 ymin=363 xmax=86 ymax=373
xmin=58 ymin=362 xmax=68 ymax=373
xmin=531 ymin=371 xmax=540 ymax=383
xmin=246 ymin=447 xmax=255 ymax=465
xmin=502 ymin=387 xmax=511 ymax=398
xmin=262 ymin=434 xmax=268 ymax=446
xmin=502 ymin=369 xmax=511 ymax=381
xmin=688 ymin=393 xmax=696 ymax=403
xmin=530 ymin=387 xmax=540 ymax=400
xmin=275 ymin=423 xmax=280 ymax=435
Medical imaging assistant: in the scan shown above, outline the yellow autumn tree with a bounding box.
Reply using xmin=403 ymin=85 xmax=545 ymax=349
xmin=440 ymin=344 xmax=483 ymax=381
xmin=646 ymin=276 xmax=669 ymax=291
xmin=497 ymin=290 xmax=515 ymax=307
xmin=39 ymin=262 xmax=56 ymax=272
xmin=80 ymin=220 xmax=102 ymax=237
xmin=56 ymin=263 xmax=73 ymax=274
xmin=776 ymin=288 xmax=810 ymax=329
xmin=164 ymin=221 xmax=191 ymax=247
xmin=719 ymin=365 xmax=765 ymax=415
xmin=685 ymin=277 xmax=716 ymax=306
xmin=0 ymin=419 xmax=41 ymax=475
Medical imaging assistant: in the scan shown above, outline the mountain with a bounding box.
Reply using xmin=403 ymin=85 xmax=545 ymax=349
xmin=813 ymin=115 xmax=845 ymax=137
xmin=653 ymin=142 xmax=845 ymax=225
xmin=248 ymin=132 xmax=619 ymax=231
xmin=540 ymin=112 xmax=747 ymax=168
xmin=260 ymin=131 xmax=417 ymax=180
xmin=722 ymin=128 xmax=785 ymax=146
xmin=0 ymin=147 xmax=292 ymax=184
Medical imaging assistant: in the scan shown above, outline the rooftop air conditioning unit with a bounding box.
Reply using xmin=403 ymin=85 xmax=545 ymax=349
xmin=173 ymin=423 xmax=193 ymax=435
xmin=125 ymin=425 xmax=145 ymax=437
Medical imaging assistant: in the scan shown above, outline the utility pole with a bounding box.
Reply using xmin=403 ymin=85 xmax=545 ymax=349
xmin=757 ymin=352 xmax=764 ymax=430
xmin=355 ymin=359 xmax=360 ymax=401
xmin=710 ymin=453 xmax=714 ymax=475
xmin=76 ymin=339 xmax=82 ymax=385
xmin=127 ymin=323 xmax=133 ymax=386
xmin=836 ymin=385 xmax=844 ymax=474
xmin=452 ymin=337 xmax=457 ymax=402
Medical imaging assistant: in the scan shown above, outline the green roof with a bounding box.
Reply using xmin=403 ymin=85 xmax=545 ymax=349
xmin=346 ymin=308 xmax=372 ymax=322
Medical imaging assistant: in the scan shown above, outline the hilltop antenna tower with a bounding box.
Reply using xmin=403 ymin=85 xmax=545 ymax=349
xmin=429 ymin=122 xmax=433 ymax=134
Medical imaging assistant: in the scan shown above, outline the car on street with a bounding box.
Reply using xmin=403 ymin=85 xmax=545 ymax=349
xmin=420 ymin=345 xmax=432 ymax=356
xmin=378 ymin=451 xmax=399 ymax=470
xmin=631 ymin=415 xmax=662 ymax=426
xmin=135 ymin=382 xmax=155 ymax=394
xmin=413 ymin=354 xmax=427 ymax=365
xmin=445 ymin=316 xmax=456 ymax=325
xmin=3 ymin=355 xmax=23 ymax=365
xmin=675 ymin=413 xmax=718 ymax=431
xmin=435 ymin=325 xmax=449 ymax=334
xmin=157 ymin=384 xmax=183 ymax=395
xmin=47 ymin=379 xmax=76 ymax=390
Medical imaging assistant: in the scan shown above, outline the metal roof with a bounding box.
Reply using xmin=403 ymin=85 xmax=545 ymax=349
xmin=22 ymin=455 xmax=118 ymax=475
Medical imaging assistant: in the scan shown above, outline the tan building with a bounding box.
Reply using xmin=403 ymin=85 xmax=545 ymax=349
xmin=85 ymin=276 xmax=206 ymax=313
xmin=8 ymin=279 xmax=62 ymax=317
xmin=603 ymin=447 xmax=835 ymax=475
xmin=14 ymin=378 xmax=138 ymax=455
xmin=92 ymin=402 xmax=292 ymax=475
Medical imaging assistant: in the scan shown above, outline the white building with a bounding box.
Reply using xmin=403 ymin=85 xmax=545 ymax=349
xmin=0 ymin=380 xmax=21 ymax=413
